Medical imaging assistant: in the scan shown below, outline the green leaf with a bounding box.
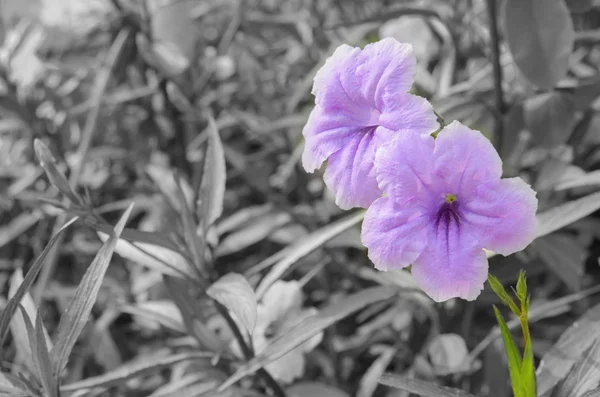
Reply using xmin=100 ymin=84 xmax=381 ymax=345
xmin=60 ymin=351 xmax=212 ymax=392
xmin=0 ymin=217 xmax=77 ymax=345
xmin=51 ymin=204 xmax=133 ymax=378
xmin=488 ymin=274 xmax=521 ymax=315
xmin=255 ymin=211 xmax=364 ymax=299
xmin=516 ymin=271 xmax=527 ymax=306
xmin=520 ymin=335 xmax=536 ymax=397
xmin=493 ymin=306 xmax=523 ymax=396
xmin=503 ymin=0 xmax=574 ymax=88
xmin=537 ymin=303 xmax=600 ymax=396
xmin=198 ymin=115 xmax=226 ymax=229
xmin=207 ymin=273 xmax=257 ymax=334
xmin=378 ymin=373 xmax=476 ymax=397
xmin=217 ymin=286 xmax=398 ymax=391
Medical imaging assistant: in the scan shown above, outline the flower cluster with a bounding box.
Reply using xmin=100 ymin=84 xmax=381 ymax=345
xmin=303 ymin=38 xmax=538 ymax=302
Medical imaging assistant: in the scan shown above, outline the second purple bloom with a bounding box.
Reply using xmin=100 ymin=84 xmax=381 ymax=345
xmin=302 ymin=38 xmax=439 ymax=209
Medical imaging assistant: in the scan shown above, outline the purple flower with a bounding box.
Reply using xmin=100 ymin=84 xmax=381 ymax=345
xmin=302 ymin=38 xmax=439 ymax=209
xmin=361 ymin=121 xmax=538 ymax=302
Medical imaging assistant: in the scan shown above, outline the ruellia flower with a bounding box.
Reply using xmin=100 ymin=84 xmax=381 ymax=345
xmin=302 ymin=38 xmax=439 ymax=209
xmin=361 ymin=121 xmax=538 ymax=302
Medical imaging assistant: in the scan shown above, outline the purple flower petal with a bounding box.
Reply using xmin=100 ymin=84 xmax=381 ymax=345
xmin=434 ymin=121 xmax=503 ymax=197
xmin=380 ymin=93 xmax=439 ymax=134
xmin=358 ymin=38 xmax=416 ymax=108
xmin=361 ymin=197 xmax=429 ymax=270
xmin=302 ymin=105 xmax=373 ymax=172
xmin=463 ymin=178 xmax=538 ymax=256
xmin=323 ymin=129 xmax=382 ymax=209
xmin=412 ymin=224 xmax=488 ymax=302
xmin=375 ymin=131 xmax=436 ymax=205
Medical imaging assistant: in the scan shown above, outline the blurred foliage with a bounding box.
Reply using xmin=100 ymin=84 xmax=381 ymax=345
xmin=2 ymin=0 xmax=600 ymax=396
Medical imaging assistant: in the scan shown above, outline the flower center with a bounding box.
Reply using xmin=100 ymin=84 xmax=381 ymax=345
xmin=367 ymin=108 xmax=381 ymax=126
xmin=435 ymin=194 xmax=461 ymax=228
xmin=444 ymin=193 xmax=457 ymax=203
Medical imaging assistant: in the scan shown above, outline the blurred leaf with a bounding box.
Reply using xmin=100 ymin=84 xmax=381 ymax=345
xmin=255 ymin=211 xmax=364 ymax=299
xmin=216 ymin=212 xmax=291 ymax=257
xmin=524 ymin=92 xmax=577 ymax=147
xmin=503 ymin=0 xmax=574 ymax=88
xmin=123 ymin=301 xmax=185 ymax=333
xmin=216 ymin=204 xmax=274 ymax=236
xmin=555 ymin=170 xmax=600 ymax=191
xmin=218 ymin=286 xmax=398 ymax=391
xmin=533 ymin=234 xmax=586 ymax=291
xmin=98 ymin=232 xmax=195 ymax=279
xmin=51 ymin=204 xmax=133 ymax=378
xmin=207 ymin=273 xmax=257 ymax=335
xmin=485 ymin=340 xmax=512 ymax=397
xmin=146 ymin=164 xmax=194 ymax=213
xmin=30 ymin=311 xmax=56 ymax=397
xmin=61 ymin=351 xmax=212 ymax=392
xmin=199 ymin=116 xmax=226 ymax=229
xmin=34 ymin=139 xmax=83 ymax=206
xmin=537 ymin=303 xmax=600 ymax=396
xmin=358 ymin=347 xmax=398 ymax=397
xmin=147 ymin=0 xmax=198 ymax=59
xmin=136 ymin=34 xmax=190 ymax=79
xmin=536 ymin=191 xmax=600 ymax=239
xmin=493 ymin=306 xmax=523 ymax=396
xmin=551 ymin=338 xmax=600 ymax=397
xmin=287 ymin=382 xmax=351 ymax=397
xmin=164 ymin=277 xmax=223 ymax=351
xmin=428 ymin=334 xmax=469 ymax=375
xmin=0 ymin=217 xmax=76 ymax=345
xmin=379 ymin=373 xmax=476 ymax=397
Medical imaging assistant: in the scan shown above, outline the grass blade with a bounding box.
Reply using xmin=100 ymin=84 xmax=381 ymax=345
xmin=0 ymin=217 xmax=77 ymax=346
xmin=51 ymin=204 xmax=133 ymax=378
xmin=379 ymin=373 xmax=476 ymax=397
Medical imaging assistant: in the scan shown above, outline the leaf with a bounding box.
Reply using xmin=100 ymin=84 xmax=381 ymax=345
xmin=537 ymin=302 xmax=600 ymax=396
xmin=122 ymin=301 xmax=185 ymax=333
xmin=427 ymin=334 xmax=469 ymax=376
xmin=34 ymin=139 xmax=83 ymax=206
xmin=493 ymin=306 xmax=523 ymax=396
xmin=287 ymin=382 xmax=351 ymax=397
xmin=533 ymin=234 xmax=587 ymax=291
xmin=358 ymin=347 xmax=398 ymax=397
xmin=60 ymin=352 xmax=212 ymax=392
xmin=520 ymin=335 xmax=536 ymax=397
xmin=524 ymin=92 xmax=577 ymax=147
xmin=378 ymin=373 xmax=476 ymax=397
xmin=503 ymin=0 xmax=574 ymax=88
xmin=217 ymin=286 xmax=398 ymax=391
xmin=0 ymin=217 xmax=75 ymax=345
xmin=255 ymin=211 xmax=364 ymax=299
xmin=488 ymin=274 xmax=521 ymax=315
xmin=207 ymin=273 xmax=257 ymax=334
xmin=555 ymin=170 xmax=600 ymax=191
xmin=516 ymin=271 xmax=528 ymax=306
xmin=216 ymin=212 xmax=292 ymax=257
xmin=33 ymin=312 xmax=57 ymax=397
xmin=199 ymin=115 xmax=226 ymax=228
xmin=98 ymin=232 xmax=195 ymax=279
xmin=146 ymin=164 xmax=194 ymax=213
xmin=551 ymin=338 xmax=600 ymax=397
xmin=536 ymin=191 xmax=600 ymax=239
xmin=51 ymin=204 xmax=133 ymax=378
